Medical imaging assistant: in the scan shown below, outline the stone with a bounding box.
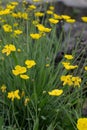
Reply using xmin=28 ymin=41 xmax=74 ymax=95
xmin=5 ymin=0 xmax=87 ymax=7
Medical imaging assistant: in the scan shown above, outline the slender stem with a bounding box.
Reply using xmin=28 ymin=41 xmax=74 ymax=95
xmin=12 ymin=102 xmax=20 ymax=129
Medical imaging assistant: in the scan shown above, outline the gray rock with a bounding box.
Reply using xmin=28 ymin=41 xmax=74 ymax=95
xmin=4 ymin=0 xmax=87 ymax=7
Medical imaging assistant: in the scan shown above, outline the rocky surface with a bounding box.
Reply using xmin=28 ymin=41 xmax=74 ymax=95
xmin=54 ymin=2 xmax=87 ymax=65
xmin=55 ymin=2 xmax=87 ymax=21
xmin=7 ymin=0 xmax=87 ymax=7
xmin=55 ymin=21 xmax=87 ymax=66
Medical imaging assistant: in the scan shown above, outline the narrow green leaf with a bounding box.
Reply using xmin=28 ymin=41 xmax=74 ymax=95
xmin=0 ymin=116 xmax=4 ymax=130
xmin=33 ymin=117 xmax=39 ymax=130
xmin=47 ymin=123 xmax=54 ymax=130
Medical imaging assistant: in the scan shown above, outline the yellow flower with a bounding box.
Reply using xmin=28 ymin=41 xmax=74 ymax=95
xmin=49 ymin=6 xmax=54 ymax=11
xmin=25 ymin=60 xmax=36 ymax=68
xmin=22 ymin=13 xmax=28 ymax=20
xmin=84 ymin=66 xmax=87 ymax=70
xmin=0 ymin=9 xmax=11 ymax=15
xmin=62 ymin=62 xmax=78 ymax=70
xmin=61 ymin=15 xmax=71 ymax=20
xmin=64 ymin=54 xmax=74 ymax=60
xmin=28 ymin=5 xmax=36 ymax=10
xmin=20 ymin=74 xmax=29 ymax=79
xmin=12 ymin=65 xmax=27 ymax=76
xmin=7 ymin=90 xmax=20 ymax=101
xmin=46 ymin=10 xmax=53 ymax=15
xmin=61 ymin=75 xmax=81 ymax=87
xmin=6 ymin=4 xmax=15 ymax=10
xmin=32 ymin=20 xmax=39 ymax=25
xmin=48 ymin=89 xmax=63 ymax=96
xmin=17 ymin=48 xmax=21 ymax=52
xmin=13 ymin=23 xmax=18 ymax=26
xmin=30 ymin=33 xmax=42 ymax=39
xmin=72 ymin=76 xmax=81 ymax=87
xmin=35 ymin=12 xmax=44 ymax=17
xmin=24 ymin=97 xmax=30 ymax=106
xmin=61 ymin=75 xmax=73 ymax=86
xmin=62 ymin=62 xmax=70 ymax=66
xmin=81 ymin=17 xmax=87 ymax=22
xmin=1 ymin=84 xmax=6 ymax=93
xmin=33 ymin=0 xmax=41 ymax=2
xmin=11 ymin=13 xmax=18 ymax=18
xmin=53 ymin=13 xmax=62 ymax=19
xmin=10 ymin=2 xmax=18 ymax=6
xmin=2 ymin=44 xmax=16 ymax=56
xmin=36 ymin=24 xmax=51 ymax=33
xmin=12 ymin=12 xmax=28 ymax=20
xmin=14 ymin=29 xmax=23 ymax=35
xmin=65 ymin=65 xmax=78 ymax=70
xmin=45 ymin=64 xmax=50 ymax=67
xmin=12 ymin=12 xmax=21 ymax=18
xmin=2 ymin=24 xmax=12 ymax=32
xmin=66 ymin=19 xmax=76 ymax=23
xmin=49 ymin=18 xmax=59 ymax=24
xmin=77 ymin=118 xmax=87 ymax=130
xmin=1 ymin=19 xmax=6 ymax=23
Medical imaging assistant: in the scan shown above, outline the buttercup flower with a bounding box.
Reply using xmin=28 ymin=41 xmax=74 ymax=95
xmin=12 ymin=65 xmax=27 ymax=76
xmin=2 ymin=24 xmax=12 ymax=32
xmin=32 ymin=20 xmax=39 ymax=25
xmin=64 ymin=54 xmax=74 ymax=60
xmin=77 ymin=118 xmax=87 ymax=130
xmin=49 ymin=6 xmax=54 ymax=10
xmin=84 ymin=66 xmax=87 ymax=70
xmin=17 ymin=48 xmax=21 ymax=52
xmin=49 ymin=18 xmax=59 ymax=24
xmin=14 ymin=29 xmax=23 ymax=35
xmin=7 ymin=90 xmax=20 ymax=101
xmin=30 ymin=33 xmax=42 ymax=39
xmin=66 ymin=19 xmax=76 ymax=23
xmin=35 ymin=12 xmax=44 ymax=17
xmin=2 ymin=44 xmax=16 ymax=56
xmin=12 ymin=12 xmax=22 ymax=18
xmin=61 ymin=15 xmax=71 ymax=20
xmin=45 ymin=64 xmax=50 ymax=67
xmin=22 ymin=13 xmax=28 ymax=20
xmin=62 ymin=62 xmax=78 ymax=70
xmin=12 ymin=12 xmax=28 ymax=20
xmin=28 ymin=5 xmax=36 ymax=10
xmin=0 ymin=9 xmax=11 ymax=15
xmin=20 ymin=74 xmax=29 ymax=79
xmin=61 ymin=75 xmax=81 ymax=87
xmin=81 ymin=16 xmax=87 ymax=22
xmin=10 ymin=2 xmax=18 ymax=6
xmin=53 ymin=13 xmax=62 ymax=19
xmin=61 ymin=75 xmax=73 ymax=86
xmin=48 ymin=89 xmax=63 ymax=96
xmin=25 ymin=60 xmax=36 ymax=68
xmin=1 ymin=84 xmax=6 ymax=93
xmin=72 ymin=76 xmax=81 ymax=87
xmin=13 ymin=23 xmax=18 ymax=27
xmin=46 ymin=10 xmax=53 ymax=15
xmin=6 ymin=4 xmax=15 ymax=10
xmin=36 ymin=24 xmax=51 ymax=33
xmin=65 ymin=65 xmax=78 ymax=70
xmin=24 ymin=97 xmax=30 ymax=106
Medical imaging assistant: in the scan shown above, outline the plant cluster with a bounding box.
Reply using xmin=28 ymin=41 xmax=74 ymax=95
xmin=0 ymin=0 xmax=87 ymax=130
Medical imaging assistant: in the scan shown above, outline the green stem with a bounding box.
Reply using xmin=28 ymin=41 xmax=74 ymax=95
xmin=12 ymin=102 xmax=20 ymax=129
